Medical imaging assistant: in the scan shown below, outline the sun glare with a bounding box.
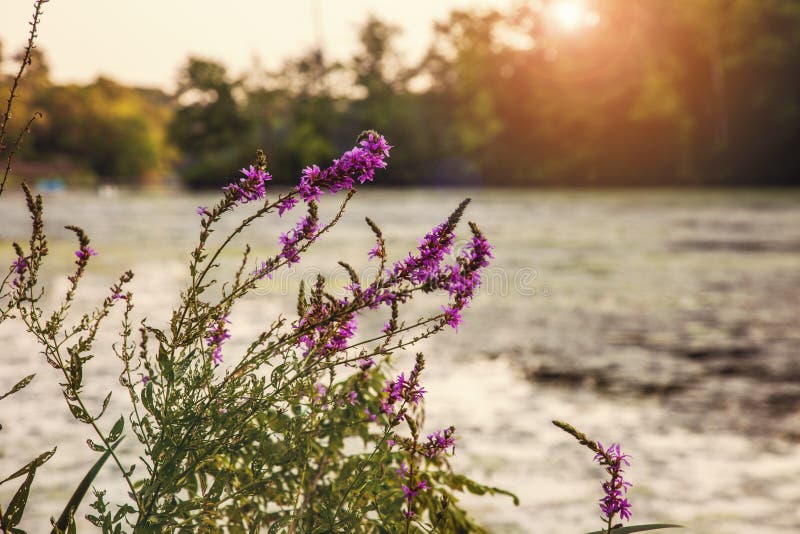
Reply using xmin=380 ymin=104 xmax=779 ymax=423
xmin=548 ymin=0 xmax=599 ymax=32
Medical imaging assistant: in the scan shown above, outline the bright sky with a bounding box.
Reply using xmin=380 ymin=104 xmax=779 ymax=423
xmin=0 ymin=0 xmax=517 ymax=90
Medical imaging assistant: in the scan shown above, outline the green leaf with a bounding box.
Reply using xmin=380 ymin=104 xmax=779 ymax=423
xmin=107 ymin=416 xmax=124 ymax=443
xmin=3 ymin=466 xmax=37 ymax=528
xmin=96 ymin=391 xmax=113 ymax=420
xmin=51 ymin=437 xmax=125 ymax=534
xmin=112 ymin=504 xmax=135 ymax=522
xmin=585 ymin=524 xmax=684 ymax=534
xmin=86 ymin=439 xmax=106 ymax=452
xmin=0 ymin=447 xmax=56 ymax=485
xmin=157 ymin=343 xmax=174 ymax=383
xmin=0 ymin=374 xmax=36 ymax=401
xmin=67 ymin=402 xmax=91 ymax=424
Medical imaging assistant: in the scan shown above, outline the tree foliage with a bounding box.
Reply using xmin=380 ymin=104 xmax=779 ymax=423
xmin=2 ymin=0 xmax=799 ymax=187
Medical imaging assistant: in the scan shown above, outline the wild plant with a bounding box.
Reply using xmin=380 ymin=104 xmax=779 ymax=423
xmin=1 ymin=2 xmax=684 ymax=533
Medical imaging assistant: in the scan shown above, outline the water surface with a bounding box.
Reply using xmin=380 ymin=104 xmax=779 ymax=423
xmin=1 ymin=189 xmax=799 ymax=533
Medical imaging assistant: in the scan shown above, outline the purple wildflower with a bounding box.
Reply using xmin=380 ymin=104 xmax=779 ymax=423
xmin=441 ymin=305 xmax=462 ymax=330
xmin=423 ymin=427 xmax=456 ymax=458
xmin=379 ymin=371 xmax=426 ymax=415
xmin=298 ymin=165 xmax=323 ymax=202
xmin=367 ymin=243 xmax=382 ymax=259
xmin=295 ymin=297 xmax=358 ymax=358
xmin=437 ymin=226 xmax=493 ymax=329
xmin=395 ymin=461 xmax=410 ymax=478
xmin=223 ymin=165 xmax=271 ymax=203
xmin=112 ymin=291 xmax=127 ymax=300
xmin=390 ymin=222 xmax=455 ymax=285
xmin=196 ymin=206 xmax=211 ymax=216
xmin=328 ymin=315 xmax=357 ymax=352
xmin=12 ymin=256 xmax=27 ymax=275
xmin=205 ymin=315 xmax=231 ymax=366
xmin=595 ymin=442 xmax=633 ymax=525
xmin=297 ymin=133 xmax=391 ymax=202
xmin=11 ymin=256 xmax=28 ymax=287
xmin=279 ymin=215 xmax=318 ymax=264
xmin=75 ymin=246 xmax=98 ymax=261
xmin=380 ymin=373 xmax=405 ymax=414
xmin=401 ymin=480 xmax=428 ymax=503
xmin=252 ymin=260 xmax=275 ymax=280
xmin=277 ymin=196 xmax=298 ymax=216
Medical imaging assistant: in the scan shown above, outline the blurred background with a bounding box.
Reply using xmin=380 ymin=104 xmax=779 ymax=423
xmin=1 ymin=0 xmax=799 ymax=189
xmin=1 ymin=1 xmax=799 ymax=532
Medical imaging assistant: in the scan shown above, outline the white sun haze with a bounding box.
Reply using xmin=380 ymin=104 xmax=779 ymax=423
xmin=549 ymin=0 xmax=597 ymax=32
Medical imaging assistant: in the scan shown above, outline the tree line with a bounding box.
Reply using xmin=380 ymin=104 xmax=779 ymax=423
xmin=3 ymin=0 xmax=799 ymax=188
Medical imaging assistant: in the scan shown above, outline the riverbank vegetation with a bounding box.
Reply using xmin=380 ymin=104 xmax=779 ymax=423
xmin=2 ymin=0 xmax=799 ymax=189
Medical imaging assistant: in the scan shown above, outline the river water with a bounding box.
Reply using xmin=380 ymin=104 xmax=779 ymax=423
xmin=1 ymin=188 xmax=799 ymax=533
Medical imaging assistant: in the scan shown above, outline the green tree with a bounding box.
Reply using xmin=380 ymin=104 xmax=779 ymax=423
xmin=169 ymin=58 xmax=253 ymax=188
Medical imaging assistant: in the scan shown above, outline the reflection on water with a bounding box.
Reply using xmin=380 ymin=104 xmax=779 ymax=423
xmin=1 ymin=189 xmax=799 ymax=533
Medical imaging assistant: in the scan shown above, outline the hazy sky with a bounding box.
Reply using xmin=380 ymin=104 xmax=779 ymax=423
xmin=1 ymin=0 xmax=516 ymax=90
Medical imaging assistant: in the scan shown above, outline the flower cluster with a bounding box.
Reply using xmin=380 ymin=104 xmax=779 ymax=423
xmin=422 ymin=427 xmax=456 ymax=458
xmin=439 ymin=227 xmax=493 ymax=329
xmin=276 ymin=196 xmax=298 ymax=216
xmin=298 ymin=132 xmax=391 ymax=202
xmin=379 ymin=372 xmax=426 ymax=415
xmin=359 ymin=202 xmax=491 ymax=330
xmin=11 ymin=255 xmax=27 ymax=287
xmin=394 ymin=461 xmax=429 ymax=519
xmin=390 ymin=221 xmax=455 ymax=285
xmin=594 ymin=442 xmax=633 ymax=523
xmin=11 ymin=256 xmax=27 ymax=275
xmin=205 ymin=315 xmax=231 ymax=366
xmin=279 ymin=214 xmax=319 ymax=264
xmin=223 ymin=165 xmax=272 ymax=203
xmin=401 ymin=479 xmax=428 ymax=505
xmin=296 ymin=304 xmax=358 ymax=358
xmin=75 ymin=245 xmax=97 ymax=262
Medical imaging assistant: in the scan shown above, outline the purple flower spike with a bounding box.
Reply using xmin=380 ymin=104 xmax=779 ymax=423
xmin=12 ymin=256 xmax=27 ymax=275
xmin=75 ymin=246 xmax=98 ymax=261
xmin=441 ymin=305 xmax=462 ymax=330
xmin=297 ymin=133 xmax=391 ymax=202
xmin=205 ymin=315 xmax=231 ymax=366
xmin=223 ymin=165 xmax=271 ymax=204
xmin=595 ymin=442 xmax=633 ymax=525
xmin=423 ymin=427 xmax=456 ymax=458
xmin=277 ymin=196 xmax=299 ymax=217
xmin=279 ymin=215 xmax=318 ymax=265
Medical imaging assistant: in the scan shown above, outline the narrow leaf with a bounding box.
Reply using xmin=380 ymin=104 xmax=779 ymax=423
xmin=96 ymin=391 xmax=113 ymax=420
xmin=107 ymin=416 xmax=124 ymax=443
xmin=585 ymin=524 xmax=684 ymax=534
xmin=0 ymin=447 xmax=56 ymax=485
xmin=51 ymin=437 xmax=125 ymax=534
xmin=3 ymin=466 xmax=37 ymax=528
xmin=0 ymin=374 xmax=35 ymax=401
xmin=86 ymin=439 xmax=106 ymax=452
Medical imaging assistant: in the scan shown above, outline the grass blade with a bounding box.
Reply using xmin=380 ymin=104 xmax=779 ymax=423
xmin=586 ymin=525 xmax=684 ymax=534
xmin=50 ymin=436 xmax=124 ymax=534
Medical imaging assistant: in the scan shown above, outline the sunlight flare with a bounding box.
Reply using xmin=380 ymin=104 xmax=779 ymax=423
xmin=548 ymin=0 xmax=599 ymax=32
